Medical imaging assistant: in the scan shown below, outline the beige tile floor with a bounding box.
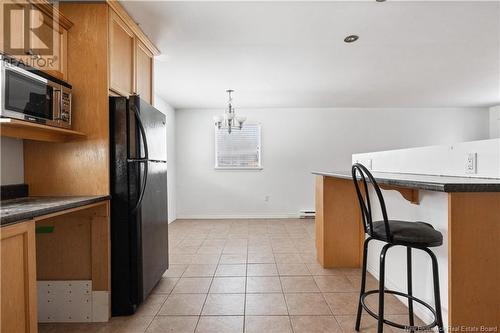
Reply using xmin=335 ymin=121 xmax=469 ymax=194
xmin=39 ymin=219 xmax=421 ymax=333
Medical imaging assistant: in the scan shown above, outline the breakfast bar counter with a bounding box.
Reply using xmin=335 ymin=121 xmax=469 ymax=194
xmin=313 ymin=170 xmax=500 ymax=192
xmin=313 ymin=171 xmax=500 ymax=328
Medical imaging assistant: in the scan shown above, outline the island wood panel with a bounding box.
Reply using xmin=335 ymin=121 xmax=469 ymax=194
xmin=24 ymin=3 xmax=110 ymax=196
xmin=0 ymin=220 xmax=37 ymax=333
xmin=109 ymin=8 xmax=135 ymax=97
xmin=35 ymin=201 xmax=110 ymax=291
xmin=315 ymin=175 xmax=364 ymax=267
xmin=315 ymin=176 xmax=325 ymax=264
xmin=447 ymin=192 xmax=500 ymax=327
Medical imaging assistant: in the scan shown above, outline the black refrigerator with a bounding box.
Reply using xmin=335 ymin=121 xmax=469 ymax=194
xmin=109 ymin=95 xmax=169 ymax=316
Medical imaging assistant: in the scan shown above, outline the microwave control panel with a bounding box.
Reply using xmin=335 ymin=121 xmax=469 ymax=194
xmin=61 ymin=92 xmax=71 ymax=124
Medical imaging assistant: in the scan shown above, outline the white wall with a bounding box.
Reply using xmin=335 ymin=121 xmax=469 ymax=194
xmin=353 ymin=138 xmax=500 ymax=178
xmin=154 ymin=95 xmax=177 ymax=223
xmin=490 ymin=105 xmax=500 ymax=138
xmin=0 ymin=137 xmax=24 ymax=185
xmin=176 ymin=107 xmax=490 ymax=218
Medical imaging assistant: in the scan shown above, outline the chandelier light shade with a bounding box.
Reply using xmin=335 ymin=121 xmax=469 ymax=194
xmin=214 ymin=89 xmax=246 ymax=134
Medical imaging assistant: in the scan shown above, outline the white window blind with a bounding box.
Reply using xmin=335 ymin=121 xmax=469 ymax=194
xmin=215 ymin=124 xmax=262 ymax=169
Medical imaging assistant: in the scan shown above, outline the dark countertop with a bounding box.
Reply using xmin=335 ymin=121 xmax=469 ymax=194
xmin=312 ymin=171 xmax=500 ymax=192
xmin=0 ymin=196 xmax=110 ymax=226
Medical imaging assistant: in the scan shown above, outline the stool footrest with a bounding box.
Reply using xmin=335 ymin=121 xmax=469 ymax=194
xmin=360 ymin=289 xmax=438 ymax=331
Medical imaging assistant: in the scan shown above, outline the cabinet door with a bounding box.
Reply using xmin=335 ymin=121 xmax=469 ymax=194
xmin=0 ymin=2 xmax=28 ymax=57
xmin=1 ymin=221 xmax=37 ymax=333
xmin=109 ymin=10 xmax=135 ymax=97
xmin=136 ymin=40 xmax=153 ymax=104
xmin=1 ymin=3 xmax=67 ymax=80
xmin=28 ymin=6 xmax=67 ymax=80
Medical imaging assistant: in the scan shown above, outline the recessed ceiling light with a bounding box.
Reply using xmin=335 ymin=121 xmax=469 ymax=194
xmin=344 ymin=35 xmax=359 ymax=43
xmin=376 ymin=0 xmax=386 ymax=2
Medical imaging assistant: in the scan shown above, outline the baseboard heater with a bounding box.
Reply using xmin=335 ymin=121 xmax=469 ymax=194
xmin=299 ymin=210 xmax=315 ymax=219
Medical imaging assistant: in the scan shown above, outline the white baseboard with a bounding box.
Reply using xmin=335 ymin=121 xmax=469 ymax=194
xmin=175 ymin=214 xmax=300 ymax=220
xmin=91 ymin=291 xmax=110 ymax=322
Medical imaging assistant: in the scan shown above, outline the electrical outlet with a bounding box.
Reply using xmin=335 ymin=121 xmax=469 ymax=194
xmin=465 ymin=152 xmax=477 ymax=174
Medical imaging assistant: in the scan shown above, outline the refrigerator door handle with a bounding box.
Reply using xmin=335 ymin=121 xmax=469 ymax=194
xmin=127 ymin=158 xmax=149 ymax=163
xmin=131 ymin=106 xmax=149 ymax=213
xmin=131 ymin=160 xmax=148 ymax=213
xmin=133 ymin=105 xmax=149 ymax=160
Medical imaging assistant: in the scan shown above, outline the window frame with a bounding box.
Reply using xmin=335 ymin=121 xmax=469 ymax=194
xmin=214 ymin=123 xmax=262 ymax=170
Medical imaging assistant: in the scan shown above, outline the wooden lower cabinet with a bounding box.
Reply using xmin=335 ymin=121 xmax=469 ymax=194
xmin=0 ymin=221 xmax=38 ymax=333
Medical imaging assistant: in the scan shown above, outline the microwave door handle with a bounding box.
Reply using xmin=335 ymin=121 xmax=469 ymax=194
xmin=53 ymin=89 xmax=61 ymax=120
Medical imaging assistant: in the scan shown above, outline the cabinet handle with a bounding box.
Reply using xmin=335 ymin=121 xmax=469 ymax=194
xmin=26 ymin=49 xmax=41 ymax=59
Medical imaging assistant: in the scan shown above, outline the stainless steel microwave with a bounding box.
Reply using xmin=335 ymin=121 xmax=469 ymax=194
xmin=0 ymin=55 xmax=72 ymax=128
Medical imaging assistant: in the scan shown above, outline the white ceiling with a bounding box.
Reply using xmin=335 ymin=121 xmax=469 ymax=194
xmin=122 ymin=1 xmax=500 ymax=109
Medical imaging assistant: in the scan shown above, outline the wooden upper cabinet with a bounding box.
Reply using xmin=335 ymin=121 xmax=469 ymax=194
xmin=107 ymin=1 xmax=159 ymax=101
xmin=109 ymin=10 xmax=135 ymax=97
xmin=136 ymin=40 xmax=154 ymax=104
xmin=28 ymin=5 xmax=68 ymax=80
xmin=0 ymin=2 xmax=71 ymax=80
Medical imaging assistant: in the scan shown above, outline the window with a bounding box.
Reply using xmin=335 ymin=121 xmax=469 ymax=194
xmin=215 ymin=124 xmax=262 ymax=169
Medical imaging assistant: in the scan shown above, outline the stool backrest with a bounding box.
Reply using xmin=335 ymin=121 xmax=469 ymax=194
xmin=351 ymin=163 xmax=391 ymax=240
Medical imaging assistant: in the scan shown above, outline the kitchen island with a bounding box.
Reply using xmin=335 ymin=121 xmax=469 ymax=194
xmin=313 ymin=170 xmax=500 ymax=329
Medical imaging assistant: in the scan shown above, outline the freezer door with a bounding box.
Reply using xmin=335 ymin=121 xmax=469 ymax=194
xmin=130 ymin=95 xmax=167 ymax=161
xmin=140 ymin=160 xmax=169 ymax=300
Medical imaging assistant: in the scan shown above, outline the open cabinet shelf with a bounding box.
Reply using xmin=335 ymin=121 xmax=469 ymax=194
xmin=0 ymin=118 xmax=86 ymax=142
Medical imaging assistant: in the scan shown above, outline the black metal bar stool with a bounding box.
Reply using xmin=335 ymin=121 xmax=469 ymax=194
xmin=351 ymin=163 xmax=444 ymax=333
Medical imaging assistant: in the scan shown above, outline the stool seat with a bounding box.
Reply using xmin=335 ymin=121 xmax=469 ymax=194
xmin=372 ymin=220 xmax=443 ymax=247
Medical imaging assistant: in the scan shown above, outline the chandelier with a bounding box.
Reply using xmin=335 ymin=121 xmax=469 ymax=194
xmin=213 ymin=89 xmax=246 ymax=134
